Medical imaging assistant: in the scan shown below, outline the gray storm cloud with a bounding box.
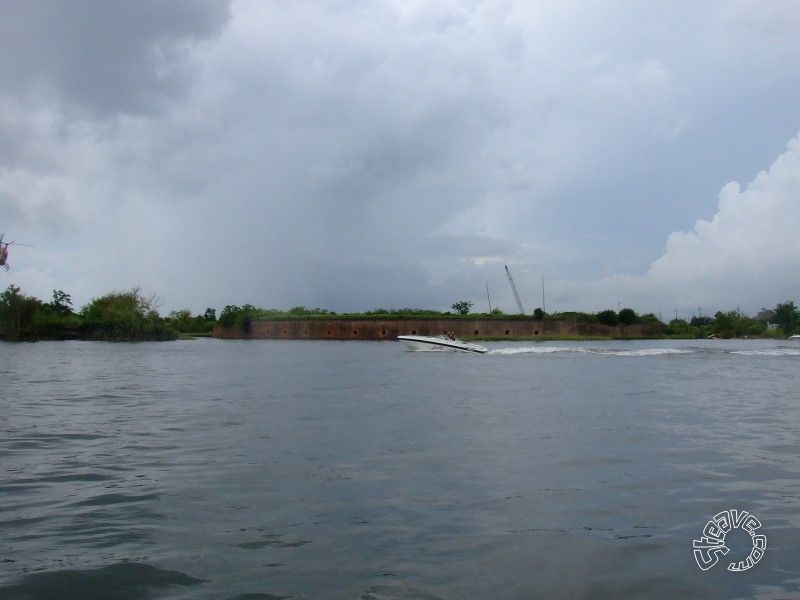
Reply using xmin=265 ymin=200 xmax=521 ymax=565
xmin=0 ymin=0 xmax=230 ymax=116
xmin=1 ymin=1 xmax=799 ymax=316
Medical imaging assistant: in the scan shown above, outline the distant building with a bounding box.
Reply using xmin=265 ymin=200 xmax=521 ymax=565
xmin=757 ymin=309 xmax=776 ymax=323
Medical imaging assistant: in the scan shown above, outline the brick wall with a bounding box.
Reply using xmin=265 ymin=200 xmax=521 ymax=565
xmin=213 ymin=319 xmax=658 ymax=339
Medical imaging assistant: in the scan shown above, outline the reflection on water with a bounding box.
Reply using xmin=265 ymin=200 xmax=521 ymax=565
xmin=1 ymin=339 xmax=800 ymax=599
xmin=0 ymin=563 xmax=204 ymax=600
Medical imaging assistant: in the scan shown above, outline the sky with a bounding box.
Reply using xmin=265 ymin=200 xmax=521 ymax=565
xmin=1 ymin=0 xmax=799 ymax=319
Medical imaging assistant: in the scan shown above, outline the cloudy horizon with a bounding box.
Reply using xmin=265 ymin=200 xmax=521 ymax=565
xmin=2 ymin=0 xmax=799 ymax=320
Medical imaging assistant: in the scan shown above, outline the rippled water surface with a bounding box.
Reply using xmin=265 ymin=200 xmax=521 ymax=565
xmin=2 ymin=338 xmax=800 ymax=599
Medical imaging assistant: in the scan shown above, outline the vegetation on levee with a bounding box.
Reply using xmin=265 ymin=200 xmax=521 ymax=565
xmin=215 ymin=304 xmax=475 ymax=331
xmin=167 ymin=307 xmax=217 ymax=336
xmin=3 ymin=283 xmax=799 ymax=341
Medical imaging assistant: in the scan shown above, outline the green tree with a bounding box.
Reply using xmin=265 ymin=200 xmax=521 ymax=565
xmin=618 ymin=307 xmax=637 ymax=325
xmin=169 ymin=309 xmax=194 ymax=333
xmin=80 ymin=287 xmax=174 ymax=340
xmin=712 ymin=311 xmax=735 ymax=338
xmin=203 ymin=307 xmax=216 ymax=321
xmin=50 ymin=289 xmax=73 ymax=315
xmin=597 ymin=309 xmax=618 ymax=326
xmin=533 ymin=307 xmax=544 ymax=320
xmin=451 ymin=300 xmax=473 ymax=315
xmin=666 ymin=318 xmax=695 ymax=337
xmin=0 ymin=284 xmax=44 ymax=338
xmin=639 ymin=313 xmax=662 ymax=324
xmin=690 ymin=315 xmax=713 ymax=327
xmin=218 ymin=304 xmax=264 ymax=331
xmin=1 ymin=284 xmax=23 ymax=333
xmin=218 ymin=305 xmax=240 ymax=327
xmin=774 ymin=301 xmax=799 ymax=334
xmin=710 ymin=310 xmax=765 ymax=338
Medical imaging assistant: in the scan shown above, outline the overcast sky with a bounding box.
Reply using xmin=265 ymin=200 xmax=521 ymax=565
xmin=2 ymin=0 xmax=799 ymax=319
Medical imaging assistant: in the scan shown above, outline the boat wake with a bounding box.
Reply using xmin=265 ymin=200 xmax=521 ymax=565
xmin=487 ymin=345 xmax=800 ymax=357
xmin=730 ymin=348 xmax=800 ymax=356
xmin=487 ymin=346 xmax=694 ymax=357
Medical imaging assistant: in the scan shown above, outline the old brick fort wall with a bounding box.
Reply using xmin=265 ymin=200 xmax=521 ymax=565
xmin=213 ymin=319 xmax=659 ymax=340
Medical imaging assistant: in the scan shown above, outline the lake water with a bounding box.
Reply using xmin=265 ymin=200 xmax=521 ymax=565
xmin=2 ymin=338 xmax=800 ymax=599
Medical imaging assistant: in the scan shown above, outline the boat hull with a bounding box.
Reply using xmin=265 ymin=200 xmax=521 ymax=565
xmin=397 ymin=335 xmax=488 ymax=354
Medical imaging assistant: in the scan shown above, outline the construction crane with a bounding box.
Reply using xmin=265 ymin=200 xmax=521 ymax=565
xmin=504 ymin=265 xmax=526 ymax=315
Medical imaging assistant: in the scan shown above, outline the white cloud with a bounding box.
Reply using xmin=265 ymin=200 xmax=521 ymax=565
xmin=650 ymin=133 xmax=800 ymax=295
xmin=552 ymin=132 xmax=800 ymax=316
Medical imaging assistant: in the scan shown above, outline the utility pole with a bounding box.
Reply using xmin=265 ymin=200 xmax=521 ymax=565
xmin=541 ymin=275 xmax=546 ymax=314
xmin=486 ymin=281 xmax=492 ymax=313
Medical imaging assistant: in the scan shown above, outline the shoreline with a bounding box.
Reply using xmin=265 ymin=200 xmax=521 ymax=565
xmin=1 ymin=333 xmax=787 ymax=343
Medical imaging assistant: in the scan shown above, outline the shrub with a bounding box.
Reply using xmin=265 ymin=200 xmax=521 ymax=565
xmin=80 ymin=288 xmax=175 ymax=340
xmin=618 ymin=308 xmax=637 ymax=325
xmin=597 ymin=309 xmax=619 ymax=326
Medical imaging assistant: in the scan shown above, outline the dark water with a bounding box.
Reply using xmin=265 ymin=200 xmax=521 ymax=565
xmin=2 ymin=338 xmax=800 ymax=599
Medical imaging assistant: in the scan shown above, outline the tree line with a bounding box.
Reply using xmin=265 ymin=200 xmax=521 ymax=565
xmin=662 ymin=303 xmax=799 ymax=338
xmin=0 ymin=284 xmax=212 ymax=341
xmin=3 ymin=283 xmax=798 ymax=340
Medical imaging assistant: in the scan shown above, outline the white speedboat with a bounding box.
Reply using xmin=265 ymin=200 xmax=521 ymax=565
xmin=789 ymin=334 xmax=800 ymax=340
xmin=397 ymin=335 xmax=488 ymax=354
